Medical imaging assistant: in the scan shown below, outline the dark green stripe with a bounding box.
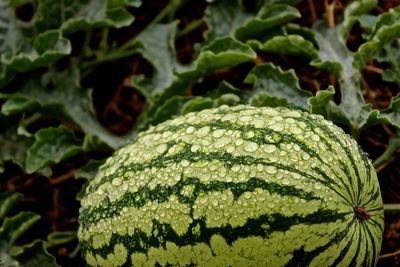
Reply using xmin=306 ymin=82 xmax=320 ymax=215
xmin=347 ymin=224 xmax=363 ymax=267
xmin=87 ymin=117 xmax=333 ymax=194
xmin=284 ymin=220 xmax=354 ymax=267
xmin=297 ymin=116 xmax=361 ymax=205
xmin=86 ymin=142 xmax=343 ymax=199
xmin=80 ymin=176 xmax=322 ymax=229
xmin=361 ymin=220 xmax=377 ymax=266
xmin=84 ymin=147 xmax=353 ymax=227
xmin=312 ymin=167 xmax=353 ymax=207
xmin=359 ymin=188 xmax=381 ymax=209
xmin=81 ymin=209 xmax=349 ymax=262
xmin=329 ymin=221 xmax=357 ymax=266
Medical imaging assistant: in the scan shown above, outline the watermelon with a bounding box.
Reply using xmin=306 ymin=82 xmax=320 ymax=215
xmin=78 ymin=105 xmax=384 ymax=267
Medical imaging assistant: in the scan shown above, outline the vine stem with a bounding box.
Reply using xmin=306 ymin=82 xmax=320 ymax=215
xmin=383 ymin=203 xmax=400 ymax=215
xmin=373 ymin=132 xmax=400 ymax=172
xmin=379 ymin=249 xmax=400 ymax=259
xmin=81 ymin=0 xmax=188 ymax=73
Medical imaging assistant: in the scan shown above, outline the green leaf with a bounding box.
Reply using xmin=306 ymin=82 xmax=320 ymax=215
xmin=36 ymin=0 xmax=135 ymax=34
xmin=311 ymin=24 xmax=364 ymax=130
xmin=354 ymin=6 xmax=400 ymax=70
xmin=0 ymin=192 xmax=22 ymax=221
xmin=1 ymin=69 xmax=124 ymax=149
xmin=204 ymin=0 xmax=255 ymax=41
xmin=235 ymin=4 xmax=301 ymax=41
xmin=133 ymin=23 xmax=256 ymax=105
xmin=0 ymin=193 xmax=57 ymax=267
xmin=12 ymin=240 xmax=58 ymax=267
xmin=25 ymin=126 xmax=83 ymax=174
xmin=159 ymin=36 xmax=256 ymax=105
xmin=75 ymin=159 xmax=105 ymax=200
xmin=307 ymin=86 xmax=335 ymax=117
xmin=245 ymin=63 xmax=311 ymax=110
xmin=148 ymin=81 xmax=245 ymax=127
xmin=75 ymin=160 xmax=104 ymax=182
xmin=0 ymin=115 xmax=34 ymax=172
xmin=131 ymin=23 xmax=256 ymax=131
xmin=340 ymin=0 xmax=377 ymax=41
xmin=47 ymin=231 xmax=76 ymax=247
xmin=130 ymin=22 xmax=181 ymax=103
xmin=1 ymin=30 xmax=71 ymax=72
xmin=367 ymin=95 xmax=400 ymax=128
xmin=0 ymin=1 xmax=71 ymax=73
xmin=376 ymin=38 xmax=400 ymax=84
xmin=0 ymin=212 xmax=40 ymax=246
xmin=260 ymin=34 xmax=318 ymax=59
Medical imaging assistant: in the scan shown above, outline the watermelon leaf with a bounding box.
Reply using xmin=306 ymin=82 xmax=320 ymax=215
xmin=1 ymin=69 xmax=124 ymax=149
xmin=235 ymin=4 xmax=301 ymax=42
xmin=204 ymin=0 xmax=255 ymax=42
xmin=307 ymin=86 xmax=335 ymax=117
xmin=245 ymin=63 xmax=311 ymax=110
xmin=0 ymin=115 xmax=34 ymax=173
xmin=260 ymin=34 xmax=318 ymax=59
xmin=131 ymin=25 xmax=256 ymax=131
xmin=36 ymin=0 xmax=136 ymax=34
xmin=354 ymin=6 xmax=400 ymax=70
xmin=0 ymin=1 xmax=71 ymax=74
xmin=25 ymin=126 xmax=83 ymax=174
xmin=0 ymin=192 xmax=57 ymax=267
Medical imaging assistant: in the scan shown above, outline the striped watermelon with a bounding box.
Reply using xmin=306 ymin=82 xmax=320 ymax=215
xmin=78 ymin=105 xmax=384 ymax=267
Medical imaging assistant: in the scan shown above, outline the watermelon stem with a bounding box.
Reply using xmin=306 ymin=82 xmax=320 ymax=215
xmin=354 ymin=206 xmax=371 ymax=221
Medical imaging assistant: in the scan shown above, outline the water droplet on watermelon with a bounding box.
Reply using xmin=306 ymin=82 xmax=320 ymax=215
xmin=257 ymin=164 xmax=264 ymax=172
xmin=264 ymin=144 xmax=276 ymax=153
xmin=313 ymin=183 xmax=322 ymax=190
xmin=213 ymin=129 xmax=225 ymax=138
xmin=112 ymin=177 xmax=122 ymax=186
xmin=243 ymin=131 xmax=255 ymax=139
xmin=244 ymin=142 xmax=258 ymax=152
xmin=197 ymin=126 xmax=210 ymax=137
xmin=181 ymin=160 xmax=190 ymax=167
xmin=226 ymin=145 xmax=235 ymax=153
xmin=239 ymin=115 xmax=252 ymax=122
xmin=265 ymin=166 xmax=277 ymax=174
xmin=311 ymin=134 xmax=320 ymax=142
xmin=270 ymin=124 xmax=284 ymax=132
xmin=186 ymin=126 xmax=195 ymax=134
xmin=285 ymin=118 xmax=296 ymax=124
xmin=214 ymin=137 xmax=230 ymax=148
xmin=231 ymin=165 xmax=241 ymax=172
xmin=235 ymin=139 xmax=244 ymax=146
xmin=243 ymin=192 xmax=252 ymax=199
xmin=302 ymin=152 xmax=310 ymax=160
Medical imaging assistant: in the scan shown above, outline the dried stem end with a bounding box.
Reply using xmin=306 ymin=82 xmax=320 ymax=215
xmin=354 ymin=206 xmax=371 ymax=221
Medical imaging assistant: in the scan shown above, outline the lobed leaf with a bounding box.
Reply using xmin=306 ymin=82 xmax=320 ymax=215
xmin=0 ymin=192 xmax=57 ymax=266
xmin=235 ymin=4 xmax=301 ymax=42
xmin=0 ymin=2 xmax=71 ymax=73
xmin=245 ymin=63 xmax=311 ymax=110
xmin=0 ymin=115 xmax=34 ymax=172
xmin=1 ymin=69 xmax=124 ymax=149
xmin=0 ymin=192 xmax=22 ymax=221
xmin=260 ymin=34 xmax=318 ymax=59
xmin=307 ymin=86 xmax=335 ymax=117
xmin=354 ymin=6 xmax=400 ymax=70
xmin=25 ymin=126 xmax=83 ymax=174
xmin=36 ymin=0 xmax=136 ymax=34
